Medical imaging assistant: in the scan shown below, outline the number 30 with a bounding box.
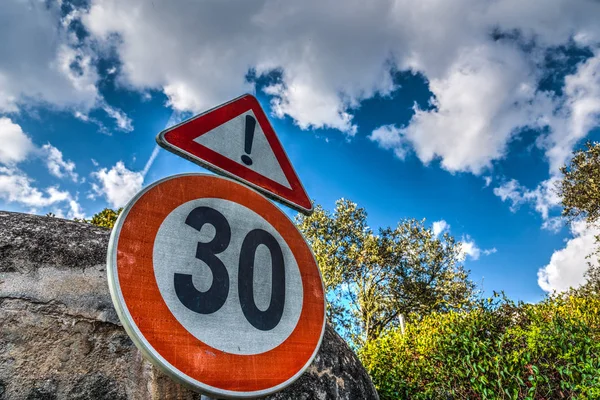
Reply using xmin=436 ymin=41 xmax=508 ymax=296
xmin=174 ymin=206 xmax=286 ymax=331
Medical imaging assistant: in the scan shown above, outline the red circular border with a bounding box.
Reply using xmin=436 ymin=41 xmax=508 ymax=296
xmin=114 ymin=174 xmax=324 ymax=393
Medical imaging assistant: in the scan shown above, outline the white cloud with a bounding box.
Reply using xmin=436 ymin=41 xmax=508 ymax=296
xmin=0 ymin=1 xmax=99 ymax=113
xmin=459 ymin=236 xmax=496 ymax=261
xmin=90 ymin=145 xmax=160 ymax=208
xmin=83 ymin=0 xmax=401 ymax=135
xmin=80 ymin=0 xmax=600 ymax=173
xmin=102 ymin=103 xmax=133 ymax=132
xmin=432 ymin=220 xmax=449 ymax=237
xmin=483 ymin=248 xmax=498 ymax=256
xmin=369 ymin=125 xmax=408 ymax=159
xmin=67 ymin=199 xmax=86 ymax=220
xmin=0 ymin=0 xmax=596 ymax=174
xmin=387 ymin=45 xmax=552 ymax=174
xmin=50 ymin=198 xmax=86 ymax=220
xmin=0 ymin=167 xmax=70 ymax=208
xmin=0 ymin=119 xmax=79 ymax=182
xmin=460 ymin=236 xmax=482 ymax=261
xmin=493 ymin=177 xmax=562 ymax=220
xmin=91 ymin=161 xmax=144 ymax=208
xmin=40 ymin=144 xmax=78 ymax=182
xmin=1 ymin=0 xmax=598 ymax=197
xmin=0 ymin=1 xmax=136 ymax=135
xmin=538 ymin=220 xmax=599 ymax=293
xmin=0 ymin=119 xmax=85 ymax=218
xmin=543 ymin=51 xmax=600 ymax=174
xmin=483 ymin=176 xmax=492 ymax=188
xmin=430 ymin=221 xmax=495 ymax=261
xmin=542 ymin=216 xmax=565 ymax=233
xmin=493 ymin=179 xmax=524 ymax=212
xmin=0 ymin=117 xmax=35 ymax=165
xmin=488 ymin=50 xmax=600 ymax=222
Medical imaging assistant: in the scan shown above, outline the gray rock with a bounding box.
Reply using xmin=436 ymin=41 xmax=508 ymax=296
xmin=0 ymin=212 xmax=378 ymax=400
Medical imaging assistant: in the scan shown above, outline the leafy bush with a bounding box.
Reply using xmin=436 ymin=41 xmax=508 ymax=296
xmin=83 ymin=208 xmax=122 ymax=229
xmin=360 ymin=292 xmax=600 ymax=399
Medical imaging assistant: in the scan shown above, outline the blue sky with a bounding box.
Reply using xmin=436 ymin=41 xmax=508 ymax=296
xmin=2 ymin=0 xmax=600 ymax=303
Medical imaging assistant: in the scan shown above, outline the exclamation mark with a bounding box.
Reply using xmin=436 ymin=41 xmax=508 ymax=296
xmin=241 ymin=115 xmax=256 ymax=166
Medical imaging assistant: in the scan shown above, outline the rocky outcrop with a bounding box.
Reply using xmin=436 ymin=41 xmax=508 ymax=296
xmin=0 ymin=211 xmax=378 ymax=400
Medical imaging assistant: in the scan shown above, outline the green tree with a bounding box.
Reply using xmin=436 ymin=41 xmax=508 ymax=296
xmin=296 ymin=199 xmax=476 ymax=346
xmin=558 ymin=141 xmax=600 ymax=292
xmin=88 ymin=208 xmax=123 ymax=229
xmin=558 ymin=141 xmax=600 ymax=225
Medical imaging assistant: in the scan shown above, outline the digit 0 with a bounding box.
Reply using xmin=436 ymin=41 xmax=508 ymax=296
xmin=238 ymin=229 xmax=286 ymax=331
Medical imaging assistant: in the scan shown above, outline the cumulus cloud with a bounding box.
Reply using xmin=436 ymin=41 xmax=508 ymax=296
xmin=541 ymin=217 xmax=565 ymax=233
xmin=430 ymin=220 xmax=495 ymax=261
xmin=368 ymin=125 xmax=408 ymax=159
xmin=2 ymin=0 xmax=600 ymax=227
xmin=493 ymin=177 xmax=562 ymax=221
xmin=494 ymin=180 xmax=529 ymax=212
xmin=383 ymin=45 xmax=552 ymax=174
xmin=432 ymin=220 xmax=449 ymax=237
xmin=79 ymin=0 xmax=600 ymax=175
xmin=2 ymin=0 xmax=599 ymax=173
xmin=538 ymin=220 xmax=599 ymax=293
xmin=40 ymin=144 xmax=78 ymax=182
xmin=483 ymin=248 xmax=498 ymax=256
xmin=101 ymin=103 xmax=134 ymax=132
xmin=66 ymin=199 xmax=86 ymax=220
xmin=0 ymin=167 xmax=70 ymax=208
xmin=0 ymin=117 xmax=35 ymax=165
xmin=0 ymin=118 xmax=79 ymax=182
xmin=542 ymin=51 xmax=600 ymax=174
xmin=487 ymin=50 xmax=600 ymax=224
xmin=90 ymin=142 xmax=163 ymax=208
xmin=459 ymin=236 xmax=496 ymax=261
xmin=460 ymin=237 xmax=482 ymax=261
xmin=458 ymin=235 xmax=496 ymax=261
xmin=0 ymin=118 xmax=83 ymax=217
xmin=91 ymin=161 xmax=144 ymax=208
xmin=83 ymin=0 xmax=401 ymax=134
xmin=0 ymin=1 xmax=99 ymax=113
xmin=0 ymin=1 xmax=134 ymax=134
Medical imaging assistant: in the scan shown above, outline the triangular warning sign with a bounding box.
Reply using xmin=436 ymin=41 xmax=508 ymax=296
xmin=156 ymin=94 xmax=313 ymax=214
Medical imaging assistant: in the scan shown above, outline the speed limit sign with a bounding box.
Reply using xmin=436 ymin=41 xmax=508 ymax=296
xmin=107 ymin=173 xmax=325 ymax=398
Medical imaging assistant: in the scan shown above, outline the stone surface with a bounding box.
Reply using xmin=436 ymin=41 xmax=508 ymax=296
xmin=0 ymin=211 xmax=378 ymax=400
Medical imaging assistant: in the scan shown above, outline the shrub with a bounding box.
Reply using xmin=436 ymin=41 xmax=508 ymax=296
xmin=360 ymin=292 xmax=600 ymax=399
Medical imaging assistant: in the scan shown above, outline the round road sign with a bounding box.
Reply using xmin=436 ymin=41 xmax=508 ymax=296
xmin=107 ymin=173 xmax=325 ymax=398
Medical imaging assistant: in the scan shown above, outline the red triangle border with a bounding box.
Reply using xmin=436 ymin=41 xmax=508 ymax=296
xmin=157 ymin=94 xmax=313 ymax=214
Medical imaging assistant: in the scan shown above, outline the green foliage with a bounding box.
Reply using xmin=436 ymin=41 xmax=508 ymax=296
xmin=558 ymin=141 xmax=600 ymax=225
xmin=296 ymin=199 xmax=475 ymax=346
xmin=360 ymin=291 xmax=600 ymax=400
xmin=87 ymin=208 xmax=122 ymax=229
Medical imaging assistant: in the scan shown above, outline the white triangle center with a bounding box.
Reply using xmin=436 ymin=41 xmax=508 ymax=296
xmin=193 ymin=110 xmax=292 ymax=189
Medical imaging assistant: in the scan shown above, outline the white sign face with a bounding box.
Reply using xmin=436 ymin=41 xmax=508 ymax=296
xmin=107 ymin=174 xmax=325 ymax=399
xmin=193 ymin=110 xmax=292 ymax=189
xmin=153 ymin=197 xmax=303 ymax=355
